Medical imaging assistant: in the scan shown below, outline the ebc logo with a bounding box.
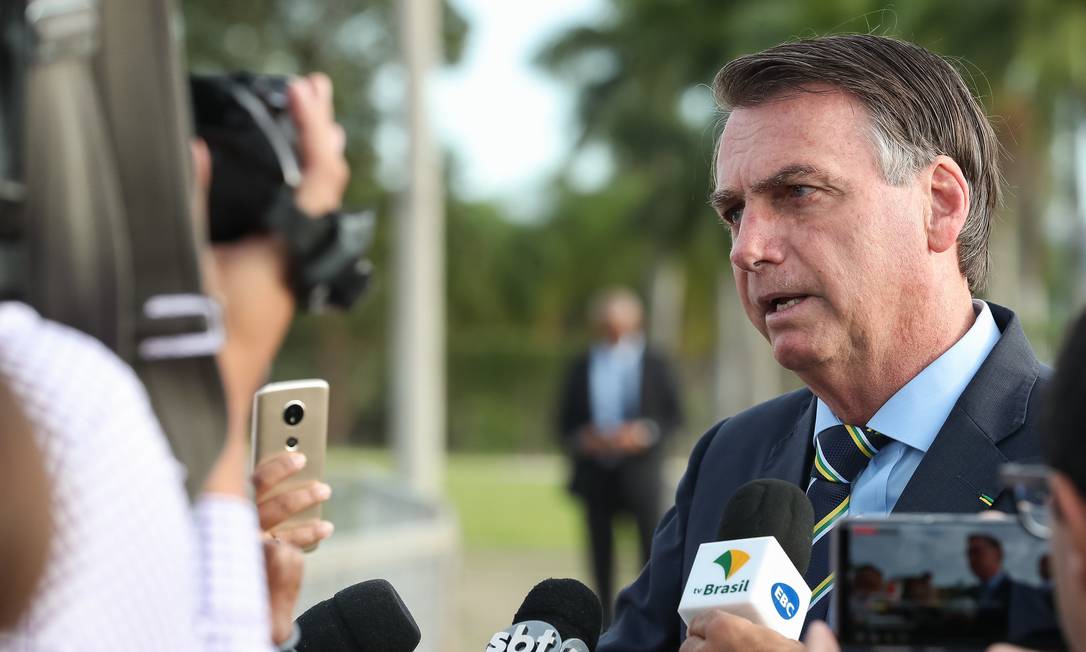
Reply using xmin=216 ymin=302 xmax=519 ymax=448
xmin=771 ymin=582 xmax=800 ymax=620
xmin=712 ymin=549 xmax=751 ymax=580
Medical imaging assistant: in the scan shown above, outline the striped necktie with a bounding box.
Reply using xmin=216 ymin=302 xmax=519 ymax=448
xmin=803 ymin=424 xmax=890 ymax=624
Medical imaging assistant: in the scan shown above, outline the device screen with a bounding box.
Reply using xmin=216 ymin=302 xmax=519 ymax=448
xmin=835 ymin=516 xmax=1065 ymax=650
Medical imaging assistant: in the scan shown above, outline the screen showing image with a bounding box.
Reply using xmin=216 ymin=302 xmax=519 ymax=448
xmin=837 ymin=517 xmax=1065 ymax=650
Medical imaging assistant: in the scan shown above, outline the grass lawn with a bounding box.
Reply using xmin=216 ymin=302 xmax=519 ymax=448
xmin=327 ymin=447 xmax=641 ymax=551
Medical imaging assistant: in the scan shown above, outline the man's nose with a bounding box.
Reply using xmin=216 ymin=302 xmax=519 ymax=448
xmin=729 ymin=207 xmax=784 ymax=272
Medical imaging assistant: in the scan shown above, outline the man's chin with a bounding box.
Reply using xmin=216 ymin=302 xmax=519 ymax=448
xmin=769 ymin=337 xmax=822 ymax=372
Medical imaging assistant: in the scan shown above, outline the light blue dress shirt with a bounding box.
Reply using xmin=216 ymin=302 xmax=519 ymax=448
xmin=589 ymin=335 xmax=645 ymax=433
xmin=813 ymin=300 xmax=1001 ymax=515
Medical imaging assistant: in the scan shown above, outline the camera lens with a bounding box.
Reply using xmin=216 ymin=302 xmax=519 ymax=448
xmin=285 ymin=436 xmax=299 ymax=449
xmin=283 ymin=402 xmax=305 ymax=426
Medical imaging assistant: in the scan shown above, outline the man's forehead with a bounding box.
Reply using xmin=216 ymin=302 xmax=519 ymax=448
xmin=721 ymin=84 xmax=866 ymax=132
xmin=714 ymin=89 xmax=872 ymax=189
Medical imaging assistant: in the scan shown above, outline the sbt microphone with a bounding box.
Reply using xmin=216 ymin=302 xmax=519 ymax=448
xmin=295 ymin=578 xmax=421 ymax=651
xmin=484 ymin=578 xmax=602 ymax=652
xmin=677 ymin=478 xmax=815 ymax=640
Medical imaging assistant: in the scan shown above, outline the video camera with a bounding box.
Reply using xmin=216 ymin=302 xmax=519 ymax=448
xmin=190 ymin=72 xmax=374 ymax=312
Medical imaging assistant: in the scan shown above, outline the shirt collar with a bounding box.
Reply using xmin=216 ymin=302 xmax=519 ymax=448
xmin=814 ymin=300 xmax=1001 ymax=452
xmin=985 ymin=570 xmax=1008 ymax=591
xmin=592 ymin=333 xmax=645 ymax=357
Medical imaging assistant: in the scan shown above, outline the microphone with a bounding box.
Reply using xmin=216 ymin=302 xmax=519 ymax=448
xmin=677 ymin=478 xmax=815 ymax=639
xmin=485 ymin=578 xmax=602 ymax=652
xmin=295 ymin=579 xmax=421 ymax=652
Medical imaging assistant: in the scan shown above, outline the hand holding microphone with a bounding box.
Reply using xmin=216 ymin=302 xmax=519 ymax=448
xmin=684 ymin=617 xmax=841 ymax=652
xmin=678 ymin=479 xmax=815 ymax=651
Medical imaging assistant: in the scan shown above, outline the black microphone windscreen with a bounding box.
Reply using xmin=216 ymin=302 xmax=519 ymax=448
xmin=715 ymin=479 xmax=815 ymax=576
xmin=295 ymin=579 xmax=421 ymax=652
xmin=512 ymin=578 xmax=602 ymax=650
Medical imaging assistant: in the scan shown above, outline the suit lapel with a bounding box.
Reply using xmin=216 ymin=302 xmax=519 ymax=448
xmin=892 ymin=408 xmax=1009 ymax=513
xmin=761 ymin=393 xmax=816 ymax=487
xmin=894 ymin=303 xmax=1040 ymax=514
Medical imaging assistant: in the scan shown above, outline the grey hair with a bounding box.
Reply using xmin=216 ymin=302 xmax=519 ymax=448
xmin=713 ymin=34 xmax=1001 ymax=294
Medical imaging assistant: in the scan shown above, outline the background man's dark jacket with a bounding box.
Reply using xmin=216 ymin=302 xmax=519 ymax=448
xmin=557 ymin=347 xmax=683 ymax=499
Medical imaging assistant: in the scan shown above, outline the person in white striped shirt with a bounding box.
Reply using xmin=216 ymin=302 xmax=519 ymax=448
xmin=0 ymin=72 xmax=346 ymax=649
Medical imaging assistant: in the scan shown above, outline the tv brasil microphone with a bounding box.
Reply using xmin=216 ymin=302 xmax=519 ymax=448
xmin=484 ymin=578 xmax=602 ymax=652
xmin=294 ymin=579 xmax=421 ymax=652
xmin=677 ymin=478 xmax=815 ymax=640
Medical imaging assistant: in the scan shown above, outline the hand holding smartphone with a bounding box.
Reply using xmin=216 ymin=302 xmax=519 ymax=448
xmin=251 ymin=379 xmax=330 ymax=552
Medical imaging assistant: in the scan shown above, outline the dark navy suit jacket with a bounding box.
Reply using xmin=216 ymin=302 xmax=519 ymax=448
xmin=598 ymin=303 xmax=1049 ymax=652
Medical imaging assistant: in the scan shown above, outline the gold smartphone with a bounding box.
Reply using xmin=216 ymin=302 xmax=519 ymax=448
xmin=251 ymin=379 xmax=329 ymax=551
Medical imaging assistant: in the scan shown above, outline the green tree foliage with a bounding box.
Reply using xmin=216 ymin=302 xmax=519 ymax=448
xmin=184 ymin=1 xmax=1086 ymax=452
xmin=537 ymin=1 xmax=1069 ymax=244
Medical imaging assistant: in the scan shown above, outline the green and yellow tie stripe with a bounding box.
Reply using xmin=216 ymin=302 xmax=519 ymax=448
xmin=813 ymin=439 xmax=847 ymax=484
xmin=845 ymin=425 xmax=878 ymax=458
xmin=812 ymin=495 xmax=849 ymax=544
xmin=811 ymin=573 xmax=835 ymax=606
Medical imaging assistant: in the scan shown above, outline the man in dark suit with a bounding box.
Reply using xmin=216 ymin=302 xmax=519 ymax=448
xmin=963 ymin=534 xmax=1063 ymax=649
xmin=558 ymin=288 xmax=683 ymax=624
xmin=599 ymin=35 xmax=1048 ymax=652
xmin=965 ymin=534 xmax=1013 ymax=640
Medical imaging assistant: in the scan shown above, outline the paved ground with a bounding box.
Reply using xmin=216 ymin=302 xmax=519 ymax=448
xmin=309 ymin=451 xmax=678 ymax=651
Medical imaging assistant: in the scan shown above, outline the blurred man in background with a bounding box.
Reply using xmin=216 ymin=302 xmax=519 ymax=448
xmin=558 ymin=287 xmax=683 ymax=624
xmin=966 ymin=534 xmax=1013 ymax=641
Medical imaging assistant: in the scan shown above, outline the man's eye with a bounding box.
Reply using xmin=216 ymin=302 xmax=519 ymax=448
xmin=789 ymin=185 xmax=816 ymax=199
xmin=722 ymin=204 xmax=744 ymax=226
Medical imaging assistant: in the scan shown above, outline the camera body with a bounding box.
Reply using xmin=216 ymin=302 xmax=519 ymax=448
xmin=190 ymin=72 xmax=373 ymax=311
xmin=191 ymin=73 xmax=297 ymax=242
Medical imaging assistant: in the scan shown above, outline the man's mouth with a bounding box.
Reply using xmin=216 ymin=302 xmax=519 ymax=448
xmin=769 ymin=295 xmax=807 ymax=313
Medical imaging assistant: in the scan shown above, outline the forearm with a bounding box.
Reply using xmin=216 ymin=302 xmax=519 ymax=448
xmin=202 ymin=429 xmax=251 ymax=497
xmin=192 ymin=494 xmax=274 ymax=651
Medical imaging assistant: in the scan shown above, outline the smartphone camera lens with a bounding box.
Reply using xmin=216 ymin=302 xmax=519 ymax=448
xmin=283 ymin=401 xmax=305 ymax=426
xmin=285 ymin=436 xmax=299 ymax=449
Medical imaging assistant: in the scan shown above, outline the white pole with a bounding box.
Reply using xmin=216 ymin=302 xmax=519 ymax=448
xmin=393 ymin=0 xmax=445 ymax=498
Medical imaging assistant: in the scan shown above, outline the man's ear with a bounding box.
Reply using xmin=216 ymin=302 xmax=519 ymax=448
xmin=1051 ymin=472 xmax=1086 ymax=587
xmin=925 ymin=155 xmax=970 ymax=254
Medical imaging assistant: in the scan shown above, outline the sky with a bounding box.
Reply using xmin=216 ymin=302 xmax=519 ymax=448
xmin=431 ymin=0 xmax=610 ymax=219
